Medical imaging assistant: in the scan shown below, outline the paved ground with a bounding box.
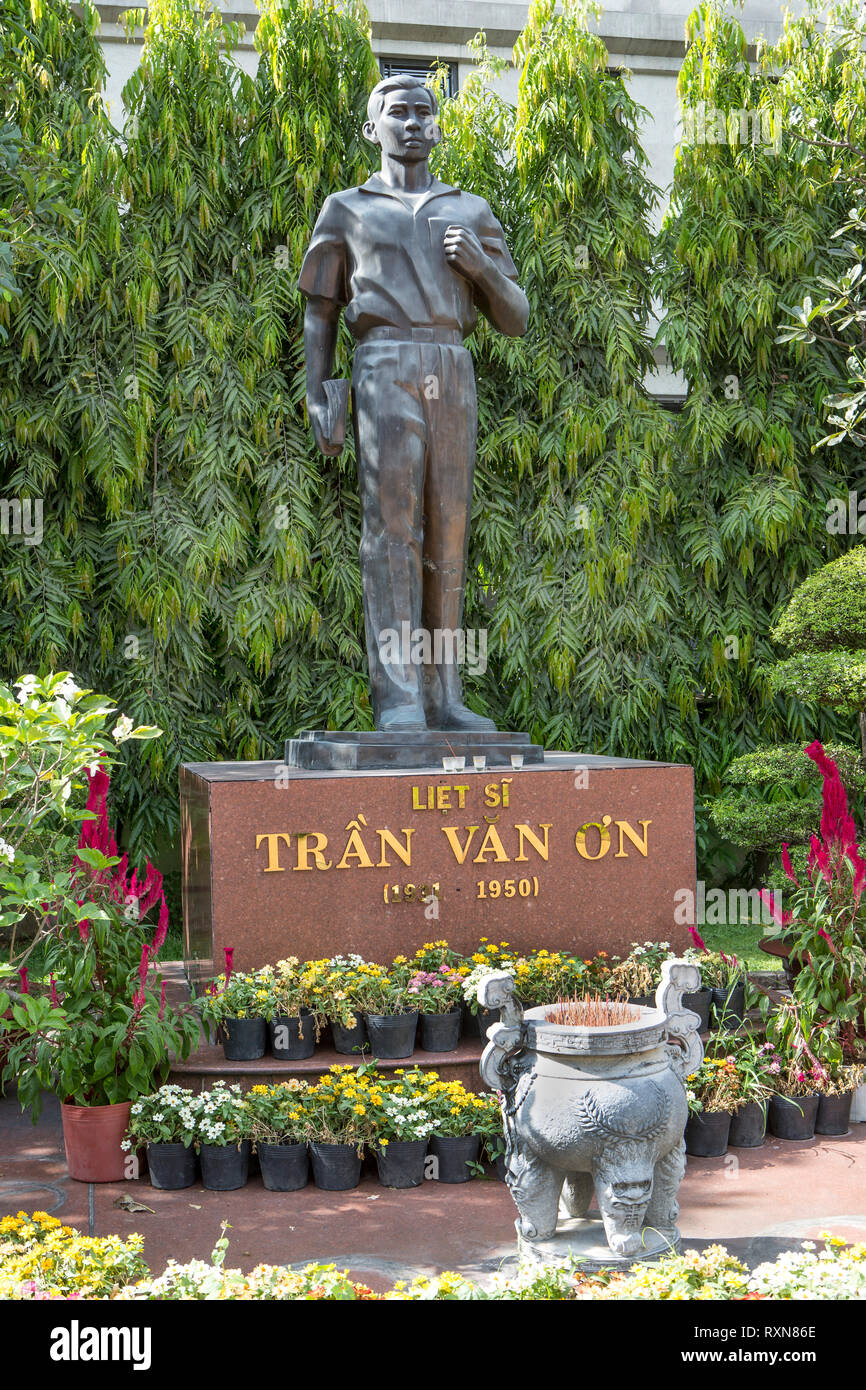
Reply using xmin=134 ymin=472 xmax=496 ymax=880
xmin=2 ymin=1090 xmax=865 ymax=1291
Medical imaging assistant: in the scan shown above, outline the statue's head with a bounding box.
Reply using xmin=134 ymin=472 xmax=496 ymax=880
xmin=363 ymin=75 xmax=441 ymax=163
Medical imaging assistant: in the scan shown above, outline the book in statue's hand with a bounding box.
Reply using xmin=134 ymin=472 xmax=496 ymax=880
xmin=322 ymin=378 xmax=351 ymax=450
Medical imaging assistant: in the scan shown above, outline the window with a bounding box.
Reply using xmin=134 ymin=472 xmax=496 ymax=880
xmin=378 ymin=58 xmax=458 ymax=100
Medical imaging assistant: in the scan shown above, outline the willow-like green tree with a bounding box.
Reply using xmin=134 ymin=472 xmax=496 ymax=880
xmin=656 ymin=0 xmax=866 ymax=873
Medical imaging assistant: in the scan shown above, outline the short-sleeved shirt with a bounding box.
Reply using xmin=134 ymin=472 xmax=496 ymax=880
xmin=297 ymin=173 xmax=519 ymax=340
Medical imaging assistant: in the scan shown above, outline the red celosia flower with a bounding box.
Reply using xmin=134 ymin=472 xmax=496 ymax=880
xmin=806 ymin=742 xmax=858 ymax=850
xmin=18 ymin=967 xmax=29 ymax=994
xmin=687 ymin=925 xmax=707 ymax=950
xmin=848 ymin=844 xmax=866 ymax=901
xmin=758 ymin=889 xmax=792 ymax=927
xmin=50 ymin=975 xmax=60 ymax=1006
xmin=781 ymin=843 xmax=799 ymax=887
xmin=151 ymin=901 xmax=169 ymax=955
xmin=224 ymin=947 xmax=234 ymax=984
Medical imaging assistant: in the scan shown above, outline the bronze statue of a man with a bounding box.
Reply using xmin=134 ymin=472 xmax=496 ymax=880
xmin=299 ymin=75 xmax=529 ymax=732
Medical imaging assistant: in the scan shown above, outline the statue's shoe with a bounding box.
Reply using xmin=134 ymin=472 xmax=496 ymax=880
xmin=430 ymin=704 xmax=497 ymax=732
xmin=377 ymin=705 xmax=428 ymax=732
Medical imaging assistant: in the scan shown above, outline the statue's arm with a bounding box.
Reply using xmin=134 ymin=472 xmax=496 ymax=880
xmin=303 ymin=298 xmax=343 ymax=457
xmin=471 ymin=258 xmax=529 ymax=338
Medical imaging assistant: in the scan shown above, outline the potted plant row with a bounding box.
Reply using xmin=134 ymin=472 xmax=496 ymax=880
xmin=684 ymin=1011 xmax=864 ymax=1157
xmin=198 ymin=953 xmax=469 ymax=1063
xmin=125 ymin=1069 xmax=505 ymax=1193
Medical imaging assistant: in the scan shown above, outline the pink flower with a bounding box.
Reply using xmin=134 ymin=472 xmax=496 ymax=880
xmin=151 ymin=901 xmax=169 ymax=955
xmin=781 ymin=843 xmax=799 ymax=887
xmin=848 ymin=844 xmax=866 ymax=900
xmin=224 ymin=947 xmax=234 ymax=984
xmin=18 ymin=967 xmax=29 ymax=994
xmin=818 ymin=927 xmax=833 ymax=946
xmin=687 ymin=925 xmax=707 ymax=950
xmin=50 ymin=975 xmax=60 ymax=1006
xmin=758 ymin=889 xmax=792 ymax=927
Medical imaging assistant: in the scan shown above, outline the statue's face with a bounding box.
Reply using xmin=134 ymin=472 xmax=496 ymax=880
xmin=366 ymin=87 xmax=438 ymax=162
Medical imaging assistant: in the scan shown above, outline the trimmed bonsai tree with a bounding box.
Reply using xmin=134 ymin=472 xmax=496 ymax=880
xmin=710 ymin=549 xmax=866 ymax=887
xmin=769 ymin=547 xmax=866 ymax=759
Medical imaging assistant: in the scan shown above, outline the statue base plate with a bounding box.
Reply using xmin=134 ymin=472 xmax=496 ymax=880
xmin=286 ymin=729 xmax=544 ymax=771
xmin=517 ymin=1215 xmax=680 ymax=1272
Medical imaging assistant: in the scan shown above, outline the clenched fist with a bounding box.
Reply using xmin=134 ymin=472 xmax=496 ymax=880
xmin=443 ymin=224 xmax=488 ymax=283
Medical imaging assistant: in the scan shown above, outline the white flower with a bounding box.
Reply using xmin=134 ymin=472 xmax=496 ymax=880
xmin=112 ymin=715 xmax=134 ymax=742
xmin=56 ymin=676 xmax=81 ymax=701
xmin=14 ymin=675 xmax=38 ymax=703
xmin=0 ymin=837 xmax=15 ymax=866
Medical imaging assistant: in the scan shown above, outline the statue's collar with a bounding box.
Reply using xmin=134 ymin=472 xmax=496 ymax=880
xmin=358 ymin=173 xmax=461 ymax=208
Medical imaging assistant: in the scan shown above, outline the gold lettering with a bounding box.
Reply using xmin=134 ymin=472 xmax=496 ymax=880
xmin=513 ymin=822 xmax=552 ymax=862
xmin=337 ymin=822 xmax=375 ymax=870
xmin=436 ymin=785 xmax=452 ymax=811
xmin=376 ymin=827 xmax=414 ymax=868
xmin=412 ymin=786 xmax=434 ymax=811
xmin=293 ymin=832 xmax=332 ymax=871
xmin=453 ymin=785 xmax=469 ymax=809
xmin=575 ymin=815 xmax=612 ymax=861
xmin=473 ymin=824 xmax=510 ymax=864
xmin=255 ymin=832 xmax=291 ymax=872
xmin=501 ymin=778 xmax=512 ymax=808
xmin=483 ymin=783 xmax=501 ymax=808
xmin=441 ymin=825 xmax=479 ymax=863
xmin=614 ymin=818 xmax=651 ymax=858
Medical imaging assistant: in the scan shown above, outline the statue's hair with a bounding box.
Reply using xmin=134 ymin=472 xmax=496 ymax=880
xmin=366 ymin=75 xmax=439 ymax=124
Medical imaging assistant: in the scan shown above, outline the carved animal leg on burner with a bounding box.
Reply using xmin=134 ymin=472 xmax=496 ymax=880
xmin=560 ymin=1171 xmax=594 ymax=1219
xmin=511 ymin=1154 xmax=564 ymax=1241
xmin=644 ymin=1138 xmax=686 ymax=1231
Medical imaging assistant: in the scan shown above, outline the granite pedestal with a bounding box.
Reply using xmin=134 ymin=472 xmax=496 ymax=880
xmin=181 ymin=751 xmax=696 ymax=986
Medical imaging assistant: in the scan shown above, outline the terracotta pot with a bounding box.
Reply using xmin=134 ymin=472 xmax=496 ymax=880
xmin=61 ymin=1099 xmax=133 ymax=1183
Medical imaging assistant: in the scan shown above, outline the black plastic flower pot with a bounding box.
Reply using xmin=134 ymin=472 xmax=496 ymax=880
xmin=200 ymin=1140 xmax=251 ymax=1191
xmin=711 ymin=983 xmax=746 ymax=1031
xmin=146 ymin=1141 xmax=197 ymax=1190
xmin=221 ymin=1017 xmax=267 ymax=1062
xmin=816 ymin=1091 xmax=853 ymax=1136
xmin=374 ymin=1139 xmax=428 ymax=1188
xmin=461 ymin=1003 xmax=500 ymax=1038
xmin=309 ymin=1141 xmax=363 ymax=1191
xmin=429 ymin=1133 xmax=481 ymax=1183
xmin=682 ymin=989 xmax=713 ymax=1033
xmin=330 ymin=1017 xmax=368 ymax=1056
xmin=685 ymin=1109 xmax=731 ymax=1157
xmin=769 ymin=1093 xmax=819 ymax=1141
xmin=494 ymin=1153 xmax=508 ymax=1182
xmin=420 ymin=1007 xmax=462 ymax=1053
xmin=728 ymin=1100 xmax=767 ymax=1149
xmin=269 ymin=1010 xmax=316 ymax=1061
xmin=628 ymin=995 xmax=655 ymax=1009
xmin=257 ymin=1141 xmax=309 ymax=1191
xmin=364 ymin=1011 xmax=418 ymax=1059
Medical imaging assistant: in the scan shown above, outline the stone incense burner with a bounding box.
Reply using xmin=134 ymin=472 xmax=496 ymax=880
xmin=478 ymin=961 xmax=704 ymax=1267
